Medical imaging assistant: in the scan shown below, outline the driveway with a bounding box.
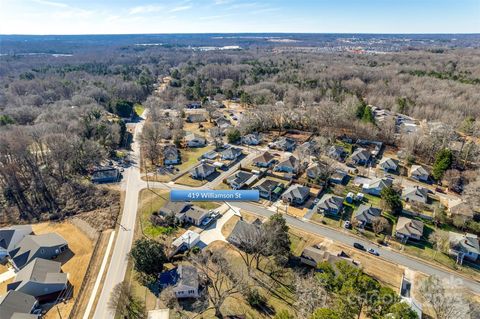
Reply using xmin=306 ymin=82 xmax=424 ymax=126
xmin=198 ymin=204 xmax=238 ymax=245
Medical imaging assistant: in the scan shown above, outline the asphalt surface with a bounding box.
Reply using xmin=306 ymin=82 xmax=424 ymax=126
xmin=230 ymin=201 xmax=480 ymax=294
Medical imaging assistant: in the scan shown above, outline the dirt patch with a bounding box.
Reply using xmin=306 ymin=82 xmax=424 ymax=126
xmin=221 ymin=215 xmax=241 ymax=238
xmin=32 ymin=221 xmax=94 ymax=319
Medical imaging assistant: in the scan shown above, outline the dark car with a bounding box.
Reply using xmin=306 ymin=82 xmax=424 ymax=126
xmin=353 ymin=242 xmax=366 ymax=251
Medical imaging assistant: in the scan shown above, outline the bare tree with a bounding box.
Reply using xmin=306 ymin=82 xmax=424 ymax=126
xmin=109 ymin=281 xmax=146 ymax=319
xmin=294 ymin=272 xmax=330 ymax=319
xmin=372 ymin=217 xmax=389 ymax=235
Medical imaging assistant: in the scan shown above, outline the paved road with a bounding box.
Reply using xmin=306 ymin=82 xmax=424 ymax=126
xmin=92 ymin=114 xmax=147 ymax=319
xmin=230 ymin=201 xmax=480 ymax=294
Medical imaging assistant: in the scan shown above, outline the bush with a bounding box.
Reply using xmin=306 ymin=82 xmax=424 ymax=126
xmin=246 ymin=289 xmax=267 ymax=309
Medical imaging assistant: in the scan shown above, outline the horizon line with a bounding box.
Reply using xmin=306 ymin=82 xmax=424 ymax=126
xmin=2 ymin=32 xmax=480 ymax=36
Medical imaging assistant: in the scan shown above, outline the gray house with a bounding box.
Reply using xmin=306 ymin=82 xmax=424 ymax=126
xmin=252 ymin=152 xmax=275 ymax=168
xmin=327 ymin=145 xmax=346 ymax=160
xmin=163 ymin=145 xmax=180 ymax=165
xmin=186 ymin=114 xmax=206 ymax=123
xmin=9 ymin=233 xmax=68 ymax=270
xmin=378 ymin=157 xmax=399 ymax=172
xmin=274 ymin=155 xmax=299 ymax=174
xmin=402 ymin=186 xmax=429 ymax=204
xmin=362 ymin=178 xmax=392 ymax=196
xmin=91 ymin=167 xmax=120 ymax=183
xmin=190 ymin=163 xmax=216 ymax=180
xmin=395 ymin=217 xmax=424 ymax=242
xmin=350 ymin=148 xmax=371 ymax=166
xmin=306 ymin=164 xmax=322 ymax=180
xmin=159 ymin=202 xmax=207 ymax=226
xmin=270 ymin=137 xmax=296 ymax=151
xmin=281 ymin=184 xmax=310 ymax=205
xmin=254 ymin=179 xmax=284 ymax=200
xmin=0 ymin=225 xmax=33 ymax=260
xmin=8 ymin=258 xmax=68 ymax=298
xmin=242 ymin=133 xmax=261 ymax=145
xmin=330 ymin=169 xmax=348 ymax=185
xmin=449 ymin=232 xmax=479 ymax=264
xmin=0 ymin=290 xmax=38 ymax=319
xmin=159 ymin=265 xmax=199 ymax=299
xmin=185 ymin=132 xmax=206 ymax=148
xmin=409 ymin=165 xmax=429 ymax=182
xmin=227 ymin=171 xmax=257 ymax=190
xmin=353 ymin=204 xmax=382 ymax=228
xmin=316 ymin=194 xmax=344 ymax=216
xmin=227 ymin=219 xmax=262 ymax=247
xmin=221 ymin=147 xmax=242 ymax=161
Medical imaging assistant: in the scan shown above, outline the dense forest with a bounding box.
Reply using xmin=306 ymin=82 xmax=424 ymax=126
xmin=1 ymin=34 xmax=480 ymax=224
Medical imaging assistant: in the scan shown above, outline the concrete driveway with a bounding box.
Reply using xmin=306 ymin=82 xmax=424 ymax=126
xmin=198 ymin=204 xmax=239 ymax=245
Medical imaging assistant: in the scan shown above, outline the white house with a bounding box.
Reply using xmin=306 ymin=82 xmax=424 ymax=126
xmin=362 ymin=178 xmax=392 ymax=196
xmin=171 ymin=230 xmax=200 ymax=255
xmin=159 ymin=265 xmax=199 ymax=299
xmin=185 ymin=132 xmax=206 ymax=148
xmin=378 ymin=157 xmax=399 ymax=172
xmin=449 ymin=232 xmax=479 ymax=264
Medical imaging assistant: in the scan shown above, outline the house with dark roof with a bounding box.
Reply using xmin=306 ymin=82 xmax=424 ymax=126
xmin=315 ymin=194 xmax=344 ymax=216
xmin=186 ymin=102 xmax=202 ymax=109
xmin=402 ymin=186 xmax=429 ymax=204
xmin=306 ymin=163 xmax=322 ymax=180
xmin=184 ymin=207 xmax=209 ymax=226
xmin=227 ymin=171 xmax=257 ymax=190
xmin=0 ymin=290 xmax=38 ymax=319
xmin=186 ymin=113 xmax=206 ymax=123
xmin=190 ymin=163 xmax=216 ymax=180
xmin=409 ymin=165 xmax=429 ymax=182
xmin=395 ymin=217 xmax=424 ymax=242
xmin=362 ymin=177 xmax=393 ymax=196
xmin=8 ymin=259 xmax=68 ymax=298
xmin=9 ymin=233 xmax=68 ymax=270
xmin=253 ymin=179 xmax=284 ymax=200
xmin=252 ymin=152 xmax=275 ymax=168
xmin=184 ymin=132 xmax=206 ymax=148
xmin=378 ymin=157 xmax=399 ymax=172
xmin=163 ymin=145 xmax=180 ymax=165
xmin=159 ymin=265 xmax=199 ymax=299
xmin=274 ymin=155 xmax=299 ymax=174
xmin=281 ymin=184 xmax=310 ymax=205
xmin=270 ymin=137 xmax=296 ymax=151
xmin=242 ymin=133 xmax=261 ymax=145
xmin=159 ymin=202 xmax=208 ymax=226
xmin=91 ymin=167 xmax=120 ymax=183
xmin=0 ymin=226 xmax=33 ymax=260
xmin=353 ymin=204 xmax=382 ymax=228
xmin=221 ymin=147 xmax=242 ymax=161
xmin=449 ymin=232 xmax=479 ymax=264
xmin=350 ymin=148 xmax=371 ymax=166
xmin=300 ymin=246 xmax=359 ymax=269
xmin=330 ymin=169 xmax=348 ymax=185
xmin=227 ymin=219 xmax=262 ymax=247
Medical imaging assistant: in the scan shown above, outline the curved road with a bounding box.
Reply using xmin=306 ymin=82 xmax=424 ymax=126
xmin=91 ymin=113 xmax=480 ymax=319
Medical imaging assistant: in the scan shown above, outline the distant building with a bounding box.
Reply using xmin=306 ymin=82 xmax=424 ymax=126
xmin=160 ymin=265 xmax=199 ymax=299
xmin=185 ymin=132 xmax=206 ymax=148
xmin=282 ymin=184 xmax=310 ymax=205
xmin=329 ymin=169 xmax=348 ymax=185
xmin=350 ymin=148 xmax=371 ymax=166
xmin=353 ymin=204 xmax=382 ymax=228
xmin=274 ymin=155 xmax=299 ymax=174
xmin=362 ymin=177 xmax=393 ymax=196
xmin=395 ymin=217 xmax=424 ymax=242
xmin=409 ymin=165 xmax=429 ymax=182
xmin=449 ymin=232 xmax=479 ymax=264
xmin=270 ymin=137 xmax=296 ymax=152
xmin=185 ymin=102 xmax=202 ymax=109
xmin=306 ymin=163 xmax=323 ymax=180
xmin=163 ymin=145 xmax=180 ymax=165
xmin=227 ymin=171 xmax=257 ymax=190
xmin=402 ymin=186 xmax=429 ymax=204
xmin=8 ymin=258 xmax=68 ymax=298
xmin=9 ymin=233 xmax=68 ymax=270
xmin=186 ymin=113 xmax=206 ymax=123
xmin=253 ymin=179 xmax=284 ymax=200
xmin=91 ymin=167 xmax=120 ymax=183
xmin=0 ymin=290 xmax=38 ymax=319
xmin=190 ymin=163 xmax=216 ymax=180
xmin=378 ymin=157 xmax=399 ymax=172
xmin=242 ymin=133 xmax=261 ymax=145
xmin=315 ymin=194 xmax=344 ymax=216
xmin=221 ymin=147 xmax=242 ymax=160
xmin=327 ymin=145 xmax=346 ymax=160
xmin=252 ymin=152 xmax=275 ymax=168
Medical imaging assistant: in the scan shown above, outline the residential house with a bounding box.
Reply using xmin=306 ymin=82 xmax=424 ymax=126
xmin=185 ymin=132 xmax=206 ymax=148
xmin=0 ymin=225 xmax=33 ymax=260
xmin=171 ymin=230 xmax=200 ymax=255
xmin=7 ymin=259 xmax=68 ymax=298
xmin=449 ymin=232 xmax=480 ymax=264
xmin=378 ymin=157 xmax=399 ymax=172
xmin=221 ymin=147 xmax=242 ymax=161
xmin=306 ymin=163 xmax=323 ymax=180
xmin=362 ymin=177 xmax=393 ymax=196
xmin=91 ymin=167 xmax=120 ymax=183
xmin=185 ymin=102 xmax=202 ymax=109
xmin=350 ymin=148 xmax=371 ymax=166
xmin=199 ymin=150 xmax=218 ymax=160
xmin=270 ymin=137 xmax=296 ymax=152
xmin=328 ymin=145 xmax=346 ymax=160
xmin=402 ymin=186 xmax=429 ymax=204
xmin=185 ymin=207 xmax=209 ymax=226
xmin=300 ymin=246 xmax=359 ymax=269
xmin=274 ymin=155 xmax=299 ymax=174
xmin=353 ymin=204 xmax=382 ymax=228
xmin=316 ymin=194 xmax=344 ymax=216
xmin=395 ymin=217 xmax=424 ymax=242
xmin=159 ymin=202 xmax=208 ymax=226
xmin=227 ymin=171 xmax=257 ymax=190
xmin=449 ymin=201 xmax=475 ymax=220
xmin=252 ymin=152 xmax=275 ymax=168
xmin=159 ymin=265 xmax=199 ymax=299
xmin=254 ymin=179 xmax=284 ymax=200
xmin=282 ymin=184 xmax=310 ymax=205
xmin=186 ymin=113 xmax=206 ymax=123
xmin=0 ymin=290 xmax=38 ymax=319
xmin=409 ymin=165 xmax=429 ymax=182
xmin=163 ymin=145 xmax=180 ymax=165
xmin=9 ymin=233 xmax=68 ymax=270
xmin=215 ymin=117 xmax=232 ymax=131
xmin=190 ymin=163 xmax=216 ymax=180
xmin=227 ymin=219 xmax=262 ymax=247
xmin=242 ymin=133 xmax=261 ymax=145
xmin=330 ymin=169 xmax=348 ymax=185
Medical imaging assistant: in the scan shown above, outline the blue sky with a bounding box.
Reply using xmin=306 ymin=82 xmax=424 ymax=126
xmin=0 ymin=0 xmax=479 ymax=34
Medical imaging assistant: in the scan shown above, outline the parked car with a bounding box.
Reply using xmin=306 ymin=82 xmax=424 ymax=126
xmin=343 ymin=221 xmax=351 ymax=229
xmin=201 ymin=217 xmax=213 ymax=227
xmin=210 ymin=210 xmax=220 ymax=219
xmin=313 ymin=198 xmax=320 ymax=204
xmin=368 ymin=248 xmax=380 ymax=256
xmin=353 ymin=242 xmax=365 ymax=251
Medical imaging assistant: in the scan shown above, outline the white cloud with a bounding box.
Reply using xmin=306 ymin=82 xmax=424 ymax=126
xmin=128 ymin=5 xmax=164 ymax=15
xmin=214 ymin=0 xmax=233 ymax=4
xmin=31 ymin=0 xmax=68 ymax=8
xmin=169 ymin=5 xmax=192 ymax=13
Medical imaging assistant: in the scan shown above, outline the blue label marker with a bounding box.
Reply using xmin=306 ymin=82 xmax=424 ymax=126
xmin=170 ymin=189 xmax=259 ymax=202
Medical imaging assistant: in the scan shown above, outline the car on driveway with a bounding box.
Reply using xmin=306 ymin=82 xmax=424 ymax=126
xmin=209 ymin=210 xmax=220 ymax=219
xmin=201 ymin=217 xmax=213 ymax=227
xmin=368 ymin=248 xmax=380 ymax=256
xmin=353 ymin=242 xmax=365 ymax=251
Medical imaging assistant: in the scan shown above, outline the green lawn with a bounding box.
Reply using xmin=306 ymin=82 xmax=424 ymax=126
xmin=178 ymin=145 xmax=215 ymax=171
xmin=133 ymin=103 xmax=145 ymax=116
xmin=137 ymin=189 xmax=176 ymax=238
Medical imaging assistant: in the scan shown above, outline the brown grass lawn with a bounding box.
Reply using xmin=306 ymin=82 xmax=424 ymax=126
xmin=32 ymin=221 xmax=94 ymax=319
xmin=221 ymin=215 xmax=241 ymax=238
xmin=175 ymin=174 xmax=208 ymax=187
